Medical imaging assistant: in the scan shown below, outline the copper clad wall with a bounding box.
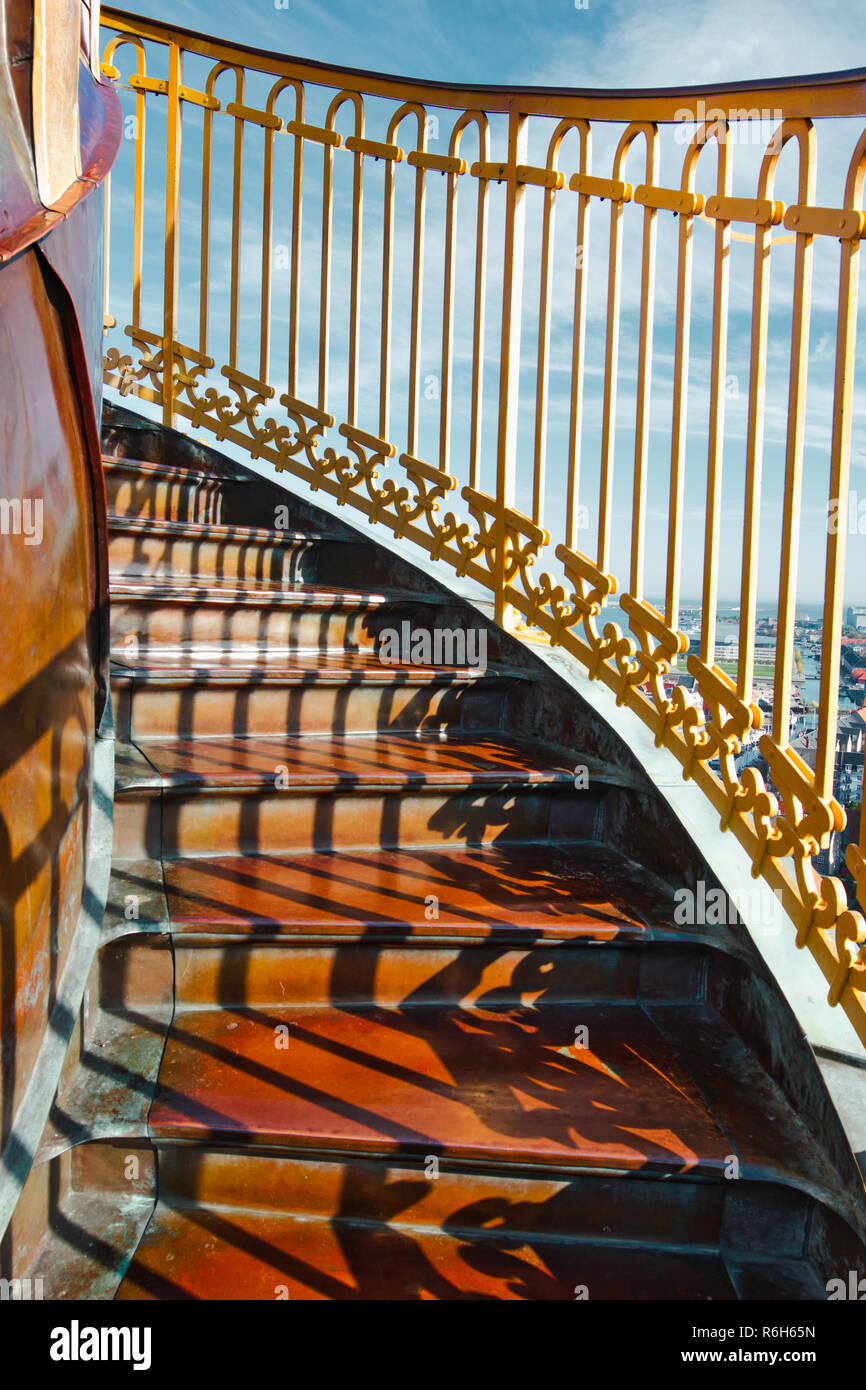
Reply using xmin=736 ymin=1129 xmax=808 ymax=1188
xmin=0 ymin=248 xmax=98 ymax=1153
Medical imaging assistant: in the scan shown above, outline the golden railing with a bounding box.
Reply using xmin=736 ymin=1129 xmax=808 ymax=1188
xmin=99 ymin=9 xmax=866 ymax=1047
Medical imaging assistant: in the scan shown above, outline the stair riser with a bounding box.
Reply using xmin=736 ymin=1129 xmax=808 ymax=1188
xmin=113 ymin=784 xmax=602 ymax=857
xmin=112 ymin=679 xmax=507 ymax=740
xmin=151 ymin=1148 xmax=730 ymax=1252
xmin=106 ymin=474 xmax=229 ymax=524
xmin=109 ymin=601 xmax=383 ymax=653
xmin=108 ymin=532 xmax=319 ymax=584
xmin=167 ymin=941 xmax=703 ymax=1008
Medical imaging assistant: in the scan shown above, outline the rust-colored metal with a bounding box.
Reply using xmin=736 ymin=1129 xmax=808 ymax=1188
xmin=0 ymin=1 xmax=120 ymax=266
xmin=0 ymin=0 xmax=119 ymax=1276
xmin=7 ymin=0 xmax=866 ymax=1306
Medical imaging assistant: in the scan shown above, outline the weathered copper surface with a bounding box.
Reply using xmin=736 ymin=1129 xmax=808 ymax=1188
xmin=149 ymin=999 xmax=732 ymax=1171
xmin=123 ymin=732 xmax=580 ymax=789
xmin=111 ymin=663 xmax=512 ymax=741
xmin=0 ymin=4 xmax=118 ymax=1275
xmin=162 ymin=845 xmax=655 ymax=938
xmin=118 ymin=1201 xmax=741 ymax=1301
xmin=0 ymin=1 xmax=120 ymax=263
xmin=0 ymin=250 xmax=96 ymax=1150
xmin=10 ymin=426 xmax=866 ymax=1298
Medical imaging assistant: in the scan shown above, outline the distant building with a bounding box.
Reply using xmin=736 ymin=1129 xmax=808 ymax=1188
xmin=846 ymin=605 xmax=866 ymax=631
xmin=792 ymin=709 xmax=865 ymax=808
xmin=791 ymin=712 xmax=864 ymax=873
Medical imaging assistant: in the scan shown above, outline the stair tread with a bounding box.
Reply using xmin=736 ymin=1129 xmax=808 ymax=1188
xmin=116 ymin=1202 xmax=740 ymax=1300
xmin=649 ymin=1006 xmax=854 ymax=1201
xmin=162 ymin=843 xmax=664 ymax=937
xmin=115 ymin=731 xmax=602 ymax=791
xmin=110 ymin=575 xmax=394 ymax=605
xmin=103 ymin=454 xmax=249 ymax=482
xmin=107 ymin=512 xmax=325 ymax=544
xmin=148 ymin=999 xmax=743 ymax=1175
xmin=110 ymin=647 xmax=507 ymax=683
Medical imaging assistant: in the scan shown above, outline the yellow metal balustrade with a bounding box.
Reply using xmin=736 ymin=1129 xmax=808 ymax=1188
xmin=98 ymin=8 xmax=866 ymax=1045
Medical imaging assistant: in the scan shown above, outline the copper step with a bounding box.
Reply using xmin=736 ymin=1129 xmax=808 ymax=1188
xmin=107 ymin=514 xmax=326 ymax=584
xmin=108 ymin=578 xmax=410 ymax=654
xmin=117 ymin=731 xmax=598 ymax=792
xmin=167 ymin=940 xmax=695 ymax=1009
xmin=115 ymin=1199 xmax=739 ymax=1301
xmin=21 ymin=1137 xmax=826 ymax=1301
xmin=159 ymin=843 xmax=669 ymax=941
xmin=103 ymin=456 xmax=249 ymax=524
xmin=114 ymin=1141 xmax=827 ymax=1299
xmin=112 ymin=732 xmax=615 ymax=856
xmin=143 ymin=996 xmax=774 ymax=1182
xmin=111 ymin=656 xmax=517 ymax=739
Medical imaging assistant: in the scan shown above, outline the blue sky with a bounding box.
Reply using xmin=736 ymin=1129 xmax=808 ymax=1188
xmin=102 ymin=2 xmax=866 ymax=609
xmin=116 ymin=0 xmax=866 ymax=89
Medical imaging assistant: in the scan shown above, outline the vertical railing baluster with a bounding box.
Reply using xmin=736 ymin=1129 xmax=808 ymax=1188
xmin=406 ymin=115 xmax=427 ymax=458
xmin=259 ymin=105 xmax=278 ymax=386
xmin=468 ymin=121 xmax=489 ymax=490
xmin=346 ymin=131 xmax=364 ymax=428
xmin=815 ymin=135 xmax=866 ymax=800
xmin=199 ymin=76 xmax=216 ymax=362
xmin=131 ymin=64 xmax=146 ymax=333
xmin=162 ymin=41 xmax=183 ymax=428
xmin=228 ymin=77 xmax=246 ymax=372
xmin=665 ymin=149 xmax=699 ymax=632
xmin=773 ymin=124 xmax=816 ymax=748
xmin=102 ymin=34 xmax=146 ymax=336
xmin=531 ymin=138 xmax=565 ymax=526
xmin=699 ymin=130 xmax=732 ymax=668
xmin=379 ymin=140 xmax=396 ymax=441
xmin=565 ymin=125 xmax=591 ymax=554
xmin=737 ymin=156 xmax=777 ymax=705
xmin=321 ymin=92 xmax=362 ymax=420
xmin=259 ymin=141 xmax=275 ymax=387
xmin=438 ymin=136 xmax=459 ymax=473
xmin=494 ymin=109 xmax=528 ymax=624
xmin=318 ymin=118 xmax=336 ymax=414
xmin=629 ymin=130 xmax=659 ymax=599
xmin=264 ymin=77 xmax=305 ymax=400
xmin=597 ymin=124 xmax=654 ymax=574
xmin=597 ymin=128 xmax=646 ymax=574
xmin=439 ymin=112 xmax=488 ymax=482
xmin=598 ymin=183 xmax=624 ymax=575
xmin=287 ymin=97 xmax=305 ymax=401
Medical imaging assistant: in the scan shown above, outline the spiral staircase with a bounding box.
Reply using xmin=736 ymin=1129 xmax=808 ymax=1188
xmin=17 ymin=407 xmax=861 ymax=1301
xmin=4 ymin=0 xmax=866 ymax=1307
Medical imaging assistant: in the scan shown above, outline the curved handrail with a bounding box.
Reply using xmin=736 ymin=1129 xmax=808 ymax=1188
xmin=101 ymin=8 xmax=866 ymax=116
